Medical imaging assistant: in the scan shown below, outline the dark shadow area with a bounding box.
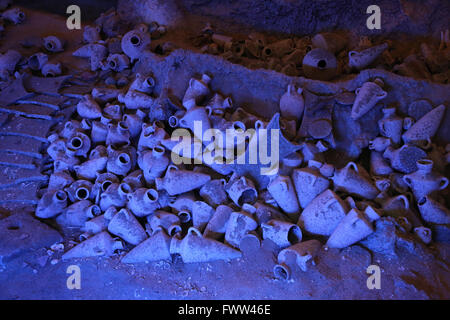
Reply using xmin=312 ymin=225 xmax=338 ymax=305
xmin=16 ymin=0 xmax=117 ymax=21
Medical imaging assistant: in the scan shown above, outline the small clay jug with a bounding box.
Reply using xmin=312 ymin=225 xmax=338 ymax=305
xmin=279 ymin=84 xmax=304 ymax=122
xmin=378 ymin=107 xmax=403 ymax=145
xmin=292 ymin=160 xmax=330 ymax=209
xmin=403 ymin=159 xmax=449 ymax=200
xmin=332 ymin=162 xmax=378 ymax=200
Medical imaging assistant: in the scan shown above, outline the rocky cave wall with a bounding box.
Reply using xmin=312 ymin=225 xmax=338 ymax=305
xmin=118 ymin=0 xmax=450 ymax=37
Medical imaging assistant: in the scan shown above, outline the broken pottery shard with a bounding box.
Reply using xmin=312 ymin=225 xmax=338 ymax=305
xmin=191 ymin=201 xmax=215 ymax=232
xmin=417 ymin=196 xmax=450 ymax=225
xmin=414 ymin=226 xmax=432 ymax=244
xmin=147 ymin=211 xmax=181 ymax=236
xmin=225 ymin=211 xmax=258 ymax=248
xmin=225 ymin=175 xmax=258 ymax=207
xmin=122 ymin=228 xmax=172 ymax=264
xmin=199 ymin=179 xmax=228 ymax=207
xmin=298 ymin=189 xmax=348 ymax=236
xmin=107 ymin=208 xmax=148 ymax=245
xmin=292 ymin=164 xmax=330 ymax=209
xmin=402 ymin=104 xmax=446 ymax=144
xmin=326 ymin=208 xmax=374 ymax=249
xmin=267 ymin=175 xmax=300 ymax=221
xmin=170 ymin=227 xmax=242 ymax=263
xmin=203 ymin=205 xmax=234 ymax=239
xmin=273 ymin=239 xmax=322 ymax=280
xmin=261 ymin=219 xmax=302 ymax=248
xmin=62 ymin=231 xmax=122 ymax=260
